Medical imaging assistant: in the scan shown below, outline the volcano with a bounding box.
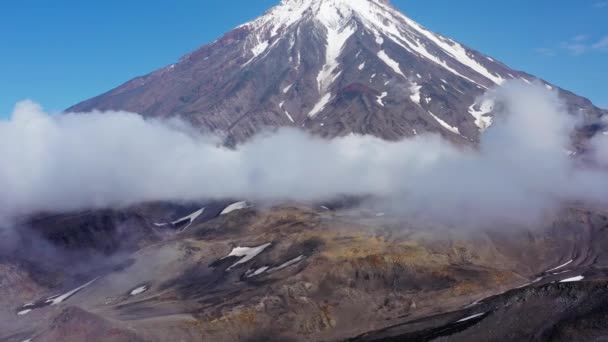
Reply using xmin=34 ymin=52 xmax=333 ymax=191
xmin=68 ymin=0 xmax=605 ymax=143
xmin=4 ymin=1 xmax=608 ymax=341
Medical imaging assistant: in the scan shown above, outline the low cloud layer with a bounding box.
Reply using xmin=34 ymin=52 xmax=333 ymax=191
xmin=1 ymin=81 xmax=607 ymax=226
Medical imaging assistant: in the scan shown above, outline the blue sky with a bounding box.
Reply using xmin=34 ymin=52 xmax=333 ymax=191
xmin=0 ymin=0 xmax=606 ymax=118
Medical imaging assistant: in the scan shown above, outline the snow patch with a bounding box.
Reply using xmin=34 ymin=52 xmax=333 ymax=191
xmin=244 ymin=39 xmax=270 ymax=66
xmin=130 ymin=286 xmax=148 ymax=296
xmin=396 ymin=15 xmax=504 ymax=85
xmin=376 ymin=92 xmax=388 ymax=106
xmin=267 ymin=255 xmax=305 ymax=273
xmin=457 ymin=313 xmax=486 ymax=323
xmin=221 ymin=201 xmax=249 ymax=215
xmin=308 ymin=93 xmax=332 ymax=117
xmin=247 ymin=266 xmax=270 ymax=278
xmin=316 ymin=23 xmax=355 ymax=91
xmin=225 ymin=243 xmax=272 ymax=270
xmin=45 ymin=278 xmax=98 ymax=306
xmin=169 ymin=208 xmax=205 ymax=231
xmin=244 ymin=0 xmax=501 ymax=91
xmin=377 ymin=50 xmax=405 ymax=78
xmin=552 ymin=270 xmax=571 ymax=275
xmin=516 ymin=277 xmax=544 ymax=289
xmin=279 ymin=101 xmax=295 ymax=123
xmin=17 ymin=309 xmax=32 ymax=316
xmin=560 ymin=275 xmax=584 ymax=283
xmin=246 ymin=255 xmax=305 ymax=277
xmin=428 ymin=111 xmax=460 ymax=135
xmin=468 ymin=98 xmax=495 ymax=131
xmin=546 ymin=259 xmax=573 ymax=273
xmin=384 ymin=28 xmax=484 ymax=87
xmin=409 ymin=82 xmax=421 ymax=104
xmin=311 ymin=19 xmax=355 ymax=119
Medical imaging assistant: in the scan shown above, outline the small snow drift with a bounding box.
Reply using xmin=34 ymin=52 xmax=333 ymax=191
xmin=223 ymin=243 xmax=272 ymax=270
xmin=46 ymin=278 xmax=98 ymax=305
xmin=16 ymin=278 xmax=98 ymax=316
xmin=546 ymin=259 xmax=573 ymax=273
xmin=516 ymin=277 xmax=544 ymax=289
xmin=246 ymin=255 xmax=307 ymax=278
xmin=220 ymin=201 xmax=249 ymax=215
xmin=267 ymin=255 xmax=305 ymax=273
xmin=560 ymin=275 xmax=585 ymax=283
xmin=17 ymin=309 xmax=32 ymax=316
xmin=154 ymin=207 xmax=205 ymax=231
xmin=130 ymin=286 xmax=148 ymax=296
xmin=456 ymin=312 xmax=487 ymax=323
xmin=469 ymin=98 xmax=495 ymax=131
xmin=246 ymin=266 xmax=270 ymax=278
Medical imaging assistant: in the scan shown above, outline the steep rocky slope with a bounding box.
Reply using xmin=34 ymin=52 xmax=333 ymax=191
xmin=68 ymin=0 xmax=606 ymax=143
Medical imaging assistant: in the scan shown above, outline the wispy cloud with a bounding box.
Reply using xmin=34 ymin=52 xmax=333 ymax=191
xmin=592 ymin=36 xmax=608 ymax=49
xmin=534 ymin=48 xmax=556 ymax=57
xmin=537 ymin=35 xmax=608 ymax=56
xmin=560 ymin=36 xmax=589 ymax=56
xmin=594 ymin=1 xmax=608 ymax=8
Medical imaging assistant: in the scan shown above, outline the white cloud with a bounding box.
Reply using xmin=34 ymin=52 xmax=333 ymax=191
xmin=560 ymin=35 xmax=592 ymax=55
xmin=540 ymin=35 xmax=608 ymax=56
xmin=592 ymin=36 xmax=608 ymax=50
xmin=534 ymin=47 xmax=556 ymax=57
xmin=561 ymin=40 xmax=588 ymax=56
xmin=1 ymin=81 xmax=607 ymax=227
xmin=572 ymin=34 xmax=589 ymax=42
xmin=594 ymin=1 xmax=608 ymax=8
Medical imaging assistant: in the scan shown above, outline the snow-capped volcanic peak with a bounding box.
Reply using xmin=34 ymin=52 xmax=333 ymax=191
xmin=69 ymin=0 xmax=606 ymax=143
xmin=243 ymin=0 xmax=505 ymax=87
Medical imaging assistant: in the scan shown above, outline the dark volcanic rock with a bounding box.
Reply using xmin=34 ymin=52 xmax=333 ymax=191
xmin=38 ymin=307 xmax=144 ymax=342
xmin=25 ymin=210 xmax=156 ymax=254
xmin=350 ymin=282 xmax=608 ymax=342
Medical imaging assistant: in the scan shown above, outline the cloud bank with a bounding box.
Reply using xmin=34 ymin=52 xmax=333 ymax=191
xmin=1 ymin=81 xmax=607 ymax=226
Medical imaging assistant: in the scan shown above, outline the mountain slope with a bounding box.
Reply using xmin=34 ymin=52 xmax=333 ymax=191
xmin=68 ymin=0 xmax=606 ymax=142
xmin=5 ymin=203 xmax=608 ymax=341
